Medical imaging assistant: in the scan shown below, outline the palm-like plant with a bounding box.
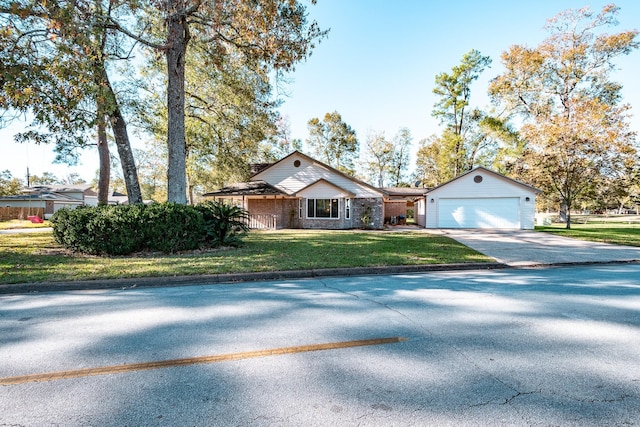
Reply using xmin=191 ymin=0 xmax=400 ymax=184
xmin=196 ymin=201 xmax=250 ymax=247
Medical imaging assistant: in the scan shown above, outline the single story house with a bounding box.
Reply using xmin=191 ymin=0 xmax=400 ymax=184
xmin=204 ymin=153 xmax=540 ymax=231
xmin=203 ymin=151 xmax=386 ymax=229
xmin=0 ymin=185 xmax=97 ymax=219
xmin=416 ymin=166 xmax=540 ymax=229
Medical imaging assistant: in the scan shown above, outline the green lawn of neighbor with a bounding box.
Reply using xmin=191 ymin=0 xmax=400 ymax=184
xmin=0 ymin=229 xmax=492 ymax=285
xmin=537 ymin=222 xmax=640 ymax=247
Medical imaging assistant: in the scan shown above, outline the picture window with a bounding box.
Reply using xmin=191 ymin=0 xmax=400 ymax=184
xmin=307 ymin=198 xmax=339 ymax=219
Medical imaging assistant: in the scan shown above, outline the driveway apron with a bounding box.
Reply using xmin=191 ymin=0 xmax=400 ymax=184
xmin=440 ymin=229 xmax=640 ymax=266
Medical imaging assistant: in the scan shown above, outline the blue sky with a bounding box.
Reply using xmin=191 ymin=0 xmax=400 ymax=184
xmin=1 ymin=0 xmax=639 ymax=183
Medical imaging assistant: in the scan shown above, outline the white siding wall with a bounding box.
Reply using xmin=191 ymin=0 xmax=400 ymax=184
xmin=297 ymin=181 xmax=352 ymax=199
xmin=425 ymin=198 xmax=438 ymax=228
xmin=521 ymin=194 xmax=536 ymax=230
xmin=415 ymin=198 xmax=426 ymax=227
xmin=53 ymin=201 xmax=83 ymax=212
xmin=65 ymin=192 xmax=85 ymax=201
xmin=84 ymin=196 xmax=98 ymax=207
xmin=431 ymin=171 xmax=530 ymax=198
xmin=425 ymin=170 xmax=537 ymax=229
xmin=255 ymin=153 xmax=382 ymax=198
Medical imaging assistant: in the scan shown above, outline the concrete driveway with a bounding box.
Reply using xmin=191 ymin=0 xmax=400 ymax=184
xmin=439 ymin=229 xmax=640 ymax=266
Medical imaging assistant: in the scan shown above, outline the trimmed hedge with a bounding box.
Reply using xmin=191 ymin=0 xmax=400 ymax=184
xmin=141 ymin=203 xmax=205 ymax=253
xmin=51 ymin=202 xmax=221 ymax=255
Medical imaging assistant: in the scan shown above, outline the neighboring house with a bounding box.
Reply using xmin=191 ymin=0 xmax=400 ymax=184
xmin=416 ymin=166 xmax=540 ymax=229
xmin=107 ymin=191 xmax=155 ymax=205
xmin=108 ymin=191 xmax=131 ymax=205
xmin=203 ymin=151 xmax=386 ymax=229
xmin=0 ymin=185 xmax=97 ymax=219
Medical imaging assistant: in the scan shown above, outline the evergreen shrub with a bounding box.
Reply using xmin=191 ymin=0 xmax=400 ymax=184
xmin=195 ymin=201 xmax=250 ymax=247
xmin=51 ymin=201 xmax=249 ymax=255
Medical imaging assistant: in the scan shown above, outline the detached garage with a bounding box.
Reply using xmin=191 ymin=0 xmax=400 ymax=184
xmin=422 ymin=167 xmax=540 ymax=230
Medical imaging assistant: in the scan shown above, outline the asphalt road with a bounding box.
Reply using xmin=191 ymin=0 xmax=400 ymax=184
xmin=1 ymin=265 xmax=639 ymax=426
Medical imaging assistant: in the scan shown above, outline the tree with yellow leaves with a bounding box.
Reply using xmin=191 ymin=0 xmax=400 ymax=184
xmin=490 ymin=4 xmax=639 ymax=228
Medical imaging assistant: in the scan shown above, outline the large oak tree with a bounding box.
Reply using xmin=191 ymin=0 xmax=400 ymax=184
xmin=112 ymin=0 xmax=326 ymax=203
xmin=489 ymin=4 xmax=639 ymax=227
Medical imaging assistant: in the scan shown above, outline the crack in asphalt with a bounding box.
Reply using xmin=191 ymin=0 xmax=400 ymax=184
xmin=502 ymin=390 xmax=541 ymax=405
xmin=316 ymin=278 xmax=640 ymax=416
xmin=467 ymin=390 xmax=541 ymax=409
xmin=568 ymin=393 xmax=636 ymax=404
xmin=317 ymin=279 xmax=524 ymax=399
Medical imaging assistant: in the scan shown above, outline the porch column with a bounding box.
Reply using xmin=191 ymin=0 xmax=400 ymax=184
xmin=274 ymin=195 xmax=278 ymax=229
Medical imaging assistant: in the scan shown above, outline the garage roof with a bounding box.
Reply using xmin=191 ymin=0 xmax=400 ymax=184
xmin=426 ymin=166 xmax=541 ymax=194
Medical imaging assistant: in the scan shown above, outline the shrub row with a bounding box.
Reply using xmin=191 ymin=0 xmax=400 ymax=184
xmin=51 ymin=201 xmax=248 ymax=255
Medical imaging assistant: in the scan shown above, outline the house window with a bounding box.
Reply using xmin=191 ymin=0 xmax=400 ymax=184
xmin=298 ymin=199 xmax=303 ymax=219
xmin=307 ymin=198 xmax=339 ymax=219
xmin=345 ymin=198 xmax=351 ymax=220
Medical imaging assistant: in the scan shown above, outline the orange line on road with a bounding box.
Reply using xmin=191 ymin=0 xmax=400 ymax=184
xmin=0 ymin=337 xmax=408 ymax=386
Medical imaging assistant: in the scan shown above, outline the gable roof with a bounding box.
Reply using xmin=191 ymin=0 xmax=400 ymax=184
xmin=252 ymin=151 xmax=385 ymax=197
xmin=426 ymin=166 xmax=541 ymax=194
xmin=294 ymin=178 xmax=356 ymax=198
xmin=27 ymin=184 xmax=94 ymax=193
xmin=1 ymin=184 xmax=98 ymax=203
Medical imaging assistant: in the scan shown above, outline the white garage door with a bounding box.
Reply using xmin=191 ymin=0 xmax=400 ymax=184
xmin=438 ymin=198 xmax=520 ymax=229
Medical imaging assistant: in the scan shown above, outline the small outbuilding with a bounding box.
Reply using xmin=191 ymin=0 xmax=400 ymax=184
xmin=417 ymin=167 xmax=540 ymax=230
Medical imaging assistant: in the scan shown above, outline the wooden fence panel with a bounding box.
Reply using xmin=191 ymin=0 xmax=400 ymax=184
xmin=384 ymin=201 xmax=407 ymax=224
xmin=247 ymin=214 xmax=277 ymax=230
xmin=0 ymin=207 xmax=45 ymax=221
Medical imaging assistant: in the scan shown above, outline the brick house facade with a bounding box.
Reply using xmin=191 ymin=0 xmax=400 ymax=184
xmin=203 ymin=152 xmax=387 ymax=230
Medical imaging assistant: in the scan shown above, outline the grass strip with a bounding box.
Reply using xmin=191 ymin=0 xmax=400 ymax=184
xmin=0 ymin=229 xmax=491 ymax=285
xmin=536 ymin=223 xmax=640 ymax=247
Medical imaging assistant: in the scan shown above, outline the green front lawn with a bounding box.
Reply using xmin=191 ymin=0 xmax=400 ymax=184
xmin=0 ymin=229 xmax=491 ymax=285
xmin=537 ymin=223 xmax=640 ymax=247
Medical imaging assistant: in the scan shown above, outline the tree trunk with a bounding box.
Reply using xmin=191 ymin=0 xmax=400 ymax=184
xmin=97 ymin=114 xmax=110 ymax=205
xmin=166 ymin=4 xmax=189 ymax=204
xmin=99 ymin=65 xmax=143 ymax=205
xmin=110 ymin=107 xmax=143 ymax=204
